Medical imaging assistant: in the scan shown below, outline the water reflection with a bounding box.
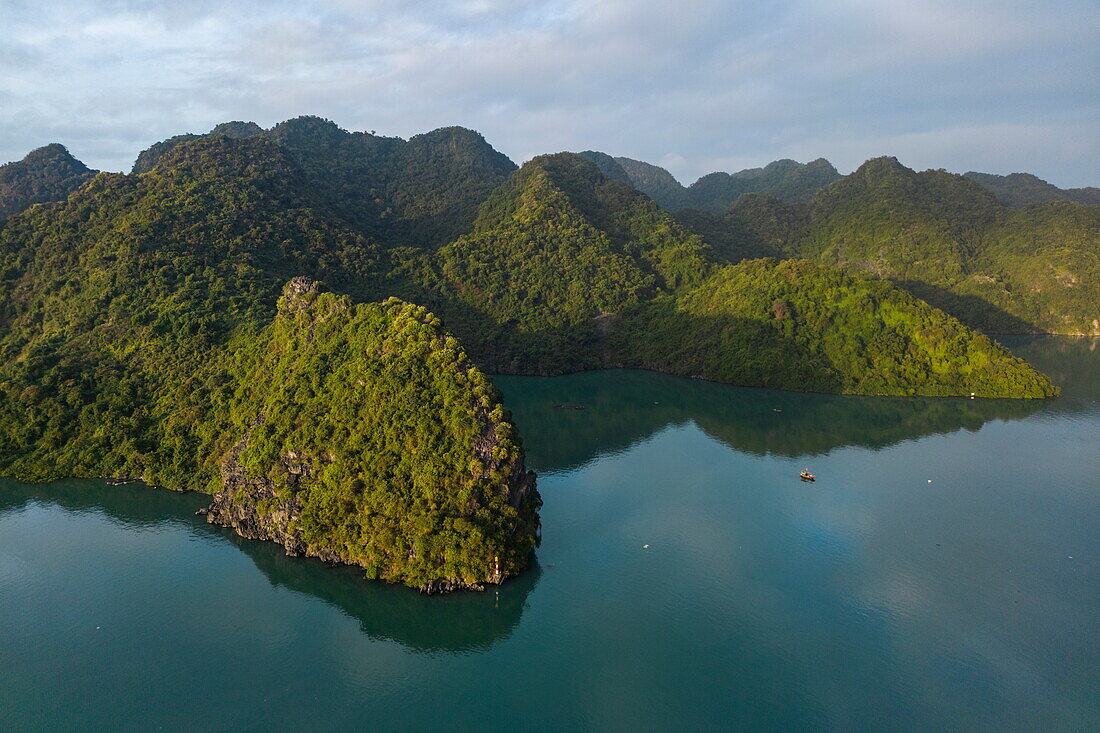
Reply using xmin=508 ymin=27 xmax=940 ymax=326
xmin=0 ymin=478 xmax=539 ymax=653
xmin=224 ymin=532 xmax=541 ymax=653
xmin=497 ymin=337 xmax=1098 ymax=473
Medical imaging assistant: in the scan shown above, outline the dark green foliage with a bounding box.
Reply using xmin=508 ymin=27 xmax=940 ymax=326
xmin=965 ymin=171 xmax=1100 ymax=207
xmin=263 ymin=117 xmax=516 ymax=248
xmin=612 ymin=155 xmax=840 ymax=213
xmin=0 ymin=144 xmax=96 ymax=219
xmin=576 ymin=151 xmax=632 ymax=183
xmin=131 ymin=121 xmax=263 ymax=174
xmin=210 ymin=121 xmax=265 ymax=138
xmin=684 ymin=158 xmax=842 ymax=213
xmin=400 ymin=153 xmax=713 ymax=374
xmin=0 ymin=135 xmax=385 ymax=483
xmin=730 ymin=158 xmax=842 ymax=204
xmin=615 ymin=259 xmax=1056 ymax=397
xmin=219 ymin=286 xmax=539 ymax=588
xmin=613 ymin=156 xmax=689 ymax=210
xmin=676 ymin=194 xmax=812 ymax=263
xmin=0 ymin=121 xmax=1070 ymax=588
xmin=682 ymin=157 xmax=1100 ymax=335
xmin=386 ymin=153 xmax=1053 ymax=397
xmin=135 ymin=116 xmax=516 ymax=249
xmin=0 ymin=134 xmax=540 ymax=588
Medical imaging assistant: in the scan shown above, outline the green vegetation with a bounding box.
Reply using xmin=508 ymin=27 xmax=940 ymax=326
xmin=0 ymin=121 xmax=1074 ymax=586
xmin=610 ymin=155 xmax=840 ymax=212
xmin=134 ymin=116 xmax=516 ymax=248
xmin=211 ymin=281 xmax=539 ymax=590
xmin=0 ymin=135 xmax=537 ymax=589
xmin=400 ymin=153 xmax=711 ymax=374
xmin=613 ymin=156 xmax=691 ymax=210
xmin=130 ymin=121 xmax=263 ymax=174
xmin=965 ymin=171 xmax=1100 ymax=207
xmin=387 ymin=153 xmax=1055 ymax=396
xmin=684 ymin=157 xmax=1100 ymax=335
xmin=615 ymin=259 xmax=1055 ymax=397
xmin=0 ymin=144 xmax=96 ymax=219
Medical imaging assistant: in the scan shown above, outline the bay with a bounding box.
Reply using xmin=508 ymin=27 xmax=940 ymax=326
xmin=1 ymin=337 xmax=1097 ymax=731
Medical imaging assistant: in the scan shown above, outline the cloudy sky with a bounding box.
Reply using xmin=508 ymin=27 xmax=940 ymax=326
xmin=2 ymin=0 xmax=1097 ymax=186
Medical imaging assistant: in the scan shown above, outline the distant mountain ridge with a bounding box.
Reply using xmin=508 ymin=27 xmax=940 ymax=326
xmin=963 ymin=171 xmax=1100 ymax=207
xmin=393 ymin=151 xmax=1054 ymax=397
xmin=579 ymin=153 xmax=842 ymax=212
xmin=674 ymin=156 xmax=1100 ymax=335
xmin=131 ymin=115 xmax=516 ymax=249
xmin=582 ymin=152 xmax=1100 ymax=212
xmin=3 ymin=128 xmax=1096 ymax=341
xmin=0 ymin=144 xmax=97 ymax=219
xmin=130 ymin=121 xmax=264 ymax=174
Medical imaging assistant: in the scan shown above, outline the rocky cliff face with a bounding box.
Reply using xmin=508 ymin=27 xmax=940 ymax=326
xmin=203 ymin=420 xmax=539 ymax=592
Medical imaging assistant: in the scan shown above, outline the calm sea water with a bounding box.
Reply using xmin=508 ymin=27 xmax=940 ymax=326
xmin=1 ymin=337 xmax=1097 ymax=732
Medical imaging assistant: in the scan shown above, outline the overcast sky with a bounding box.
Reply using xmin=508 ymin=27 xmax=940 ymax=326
xmin=2 ymin=0 xmax=1097 ymax=186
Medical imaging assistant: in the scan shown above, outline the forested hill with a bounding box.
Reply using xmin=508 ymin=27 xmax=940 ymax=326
xmin=585 ymin=154 xmax=841 ymax=212
xmin=963 ymin=171 xmax=1100 ymax=207
xmin=0 ymin=119 xmax=1069 ymax=585
xmin=583 ymin=151 xmax=1099 ymax=213
xmin=0 ymin=138 xmax=539 ymax=589
xmin=130 ymin=121 xmax=264 ymax=174
xmin=132 ymin=116 xmax=517 ymax=248
xmin=674 ymin=156 xmax=1100 ymax=335
xmin=0 ymin=144 xmax=96 ymax=219
xmin=391 ymin=152 xmax=1055 ymax=397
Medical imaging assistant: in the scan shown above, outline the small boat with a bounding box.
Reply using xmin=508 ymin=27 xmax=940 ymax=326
xmin=799 ymin=469 xmax=815 ymax=482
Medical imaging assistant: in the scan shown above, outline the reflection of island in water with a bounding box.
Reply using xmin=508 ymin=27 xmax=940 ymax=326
xmin=0 ymin=479 xmax=539 ymax=654
xmin=497 ymin=337 xmax=1099 ymax=474
xmin=222 ymin=529 xmax=541 ymax=653
xmin=2 ymin=338 xmax=1093 ymax=652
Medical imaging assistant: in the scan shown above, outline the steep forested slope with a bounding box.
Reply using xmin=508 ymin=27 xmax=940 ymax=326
xmin=134 ymin=116 xmax=516 ymax=248
xmin=2 ymin=118 xmax=1076 ymax=589
xmin=130 ymin=121 xmax=264 ymax=174
xmin=206 ymin=281 xmax=539 ymax=591
xmin=394 ymin=153 xmax=1055 ymax=396
xmin=0 ymin=144 xmax=96 ymax=219
xmin=616 ymin=259 xmax=1055 ymax=397
xmin=0 ymin=136 xmax=538 ymax=589
xmin=398 ymin=153 xmax=711 ymax=374
xmin=683 ymin=157 xmax=1100 ymax=335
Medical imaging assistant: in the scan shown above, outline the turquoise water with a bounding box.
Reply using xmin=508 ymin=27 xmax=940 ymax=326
xmin=1 ymin=337 xmax=1097 ymax=731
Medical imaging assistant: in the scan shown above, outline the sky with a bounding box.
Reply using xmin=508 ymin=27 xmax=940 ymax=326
xmin=1 ymin=0 xmax=1098 ymax=187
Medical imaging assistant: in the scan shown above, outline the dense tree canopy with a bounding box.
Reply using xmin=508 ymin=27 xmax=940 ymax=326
xmin=0 ymin=120 xmax=1078 ymax=586
xmin=0 ymin=143 xmax=96 ymax=219
xmin=675 ymin=157 xmax=1100 ymax=335
xmin=606 ymin=155 xmax=841 ymax=212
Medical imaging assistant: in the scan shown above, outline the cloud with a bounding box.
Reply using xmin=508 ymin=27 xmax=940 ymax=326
xmin=1 ymin=0 xmax=1096 ymax=187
